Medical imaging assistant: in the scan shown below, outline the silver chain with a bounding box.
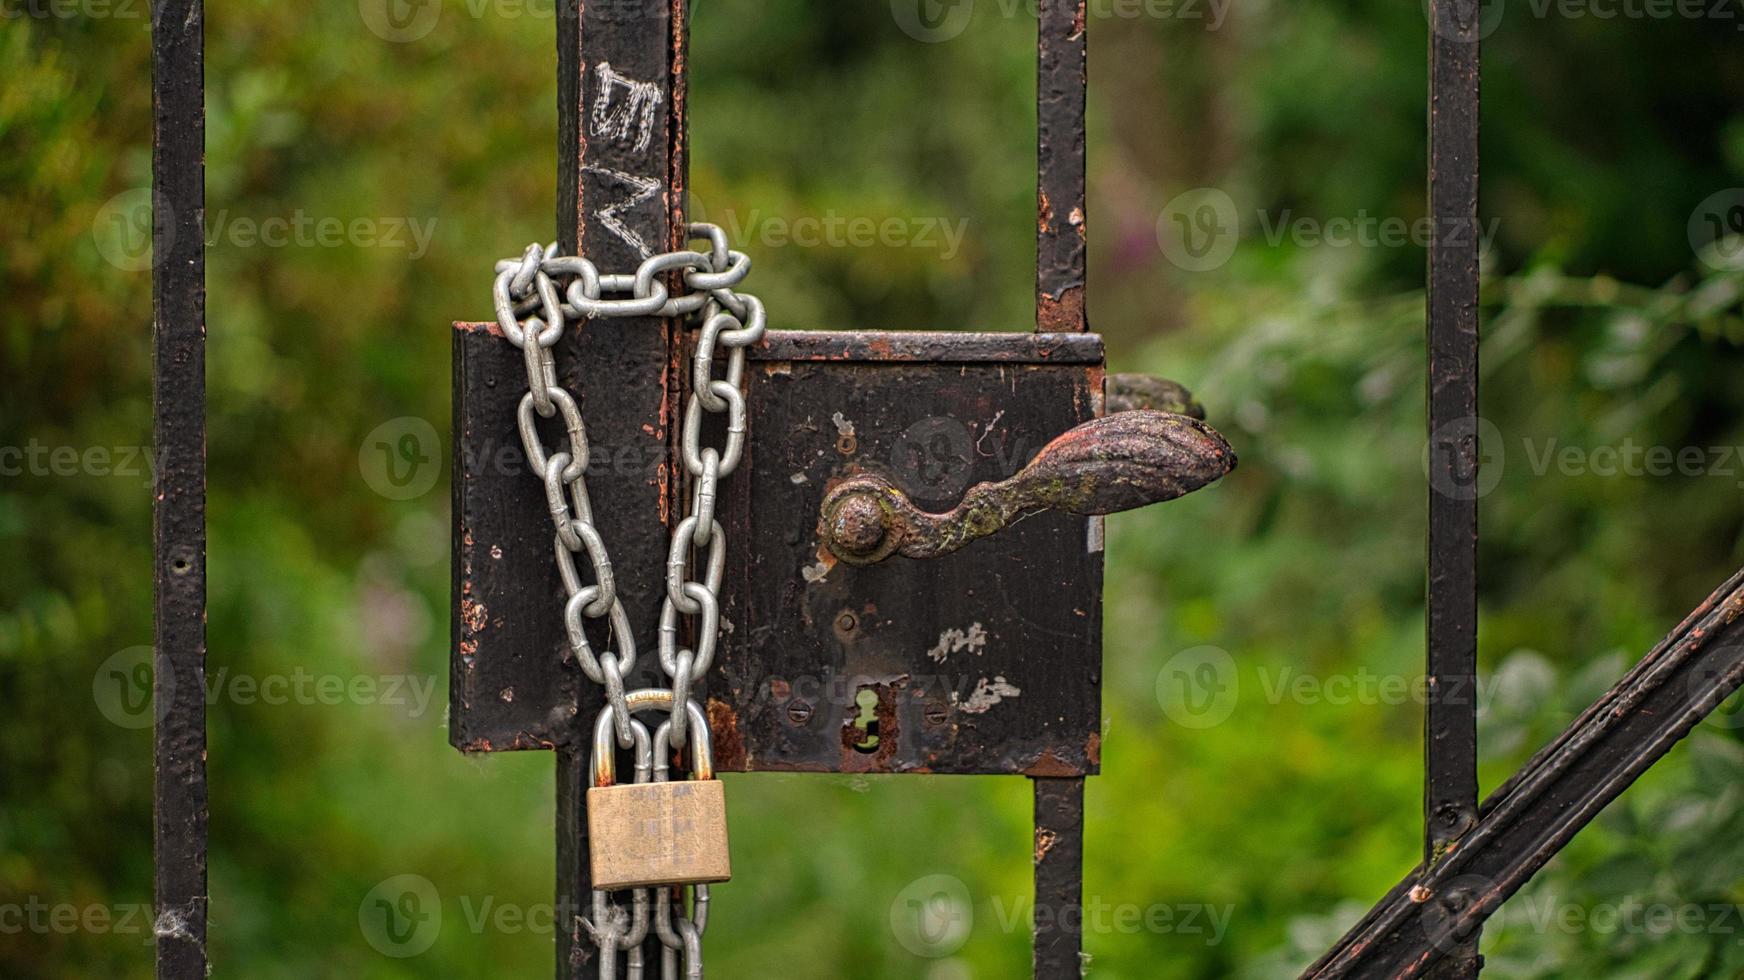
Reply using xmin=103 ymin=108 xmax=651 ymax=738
xmin=493 ymin=223 xmax=761 ymax=979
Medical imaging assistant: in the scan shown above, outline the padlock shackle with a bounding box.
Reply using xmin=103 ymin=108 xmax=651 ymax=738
xmin=588 ymin=712 xmax=651 ymax=789
xmin=592 ymin=689 xmax=713 ymax=786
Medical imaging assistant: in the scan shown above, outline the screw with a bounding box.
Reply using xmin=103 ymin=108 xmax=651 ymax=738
xmin=786 ymin=700 xmax=814 ymax=725
xmin=924 ymin=701 xmax=948 ymax=726
xmin=835 ymin=611 xmax=859 ymax=634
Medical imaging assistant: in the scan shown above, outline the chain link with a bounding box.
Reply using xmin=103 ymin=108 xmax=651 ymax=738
xmin=653 ymin=718 xmax=708 ymax=980
xmin=493 ymin=225 xmax=759 ymax=979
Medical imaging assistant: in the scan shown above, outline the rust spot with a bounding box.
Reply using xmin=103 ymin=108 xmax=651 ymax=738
xmin=1022 ymin=749 xmax=1081 ymax=778
xmin=655 ymin=459 xmax=671 ymax=526
xmin=454 ymin=320 xmax=506 ymax=338
xmin=456 ymin=731 xmax=560 ymax=753
xmin=1037 ymin=287 xmax=1086 ymax=333
xmin=1085 ymin=730 xmax=1101 ymax=766
xmin=461 ymin=599 xmax=489 ymax=636
xmin=1037 ymin=189 xmax=1054 ymax=233
xmin=1035 ymin=826 xmax=1059 ymax=864
xmin=865 ymin=334 xmax=897 ymax=359
xmin=707 ymin=698 xmax=747 ymax=771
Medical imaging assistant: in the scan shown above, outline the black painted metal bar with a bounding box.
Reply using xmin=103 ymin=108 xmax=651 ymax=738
xmin=554 ymin=1 xmax=685 ymax=975
xmin=151 ymin=0 xmax=208 ymax=975
xmin=1305 ymin=567 xmax=1744 ymax=978
xmin=1037 ymin=0 xmax=1087 ymax=333
xmin=1034 ymin=4 xmax=1090 ymax=975
xmin=1033 ymin=777 xmax=1086 ymax=979
xmin=1424 ymin=0 xmax=1481 ymax=973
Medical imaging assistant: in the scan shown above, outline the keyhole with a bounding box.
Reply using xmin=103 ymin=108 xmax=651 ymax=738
xmin=851 ymin=688 xmax=881 ymax=753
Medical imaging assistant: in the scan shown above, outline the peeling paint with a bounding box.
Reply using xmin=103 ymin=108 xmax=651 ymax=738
xmin=928 ymin=622 xmax=988 ymax=663
xmin=954 ymin=676 xmax=1021 ymax=714
xmin=801 ymin=560 xmax=830 ymax=584
xmin=1035 ymin=827 xmax=1059 ymax=862
xmin=462 ymin=599 xmax=489 ymax=635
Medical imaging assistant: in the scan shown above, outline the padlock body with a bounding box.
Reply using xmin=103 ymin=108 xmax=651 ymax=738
xmin=586 ymin=779 xmax=732 ymax=889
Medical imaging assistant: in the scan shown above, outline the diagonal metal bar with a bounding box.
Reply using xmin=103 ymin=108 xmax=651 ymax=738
xmin=1423 ymin=0 xmax=1482 ymax=971
xmin=151 ymin=0 xmax=209 ymax=975
xmin=1304 ymin=566 xmax=1744 ymax=978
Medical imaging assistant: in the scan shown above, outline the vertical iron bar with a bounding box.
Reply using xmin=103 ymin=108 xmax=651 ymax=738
xmin=554 ymin=2 xmax=685 ymax=976
xmin=152 ymin=0 xmax=209 ymax=975
xmin=1425 ymin=0 xmax=1481 ymax=973
xmin=1036 ymin=4 xmax=1089 ymax=975
xmin=1037 ymin=0 xmax=1087 ymax=333
xmin=1033 ymin=777 xmax=1086 ymax=979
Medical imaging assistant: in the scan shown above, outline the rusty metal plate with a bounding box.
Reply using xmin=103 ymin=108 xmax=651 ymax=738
xmin=452 ymin=326 xmax=1108 ymax=775
xmin=710 ymin=331 xmax=1106 ymax=776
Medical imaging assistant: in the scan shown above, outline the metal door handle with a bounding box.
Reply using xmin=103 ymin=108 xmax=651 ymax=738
xmin=819 ymin=409 xmax=1236 ymax=565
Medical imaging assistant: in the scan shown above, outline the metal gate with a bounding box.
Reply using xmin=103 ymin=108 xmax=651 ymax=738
xmin=145 ymin=0 xmax=1744 ymax=977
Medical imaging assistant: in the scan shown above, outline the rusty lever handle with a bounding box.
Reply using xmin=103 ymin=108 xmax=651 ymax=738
xmin=819 ymin=410 xmax=1237 ymax=565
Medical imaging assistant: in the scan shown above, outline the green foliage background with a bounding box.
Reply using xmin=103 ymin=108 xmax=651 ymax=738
xmin=7 ymin=0 xmax=1744 ymax=976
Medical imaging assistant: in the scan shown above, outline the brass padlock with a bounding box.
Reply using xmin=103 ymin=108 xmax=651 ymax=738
xmin=587 ymin=694 xmax=732 ymax=891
